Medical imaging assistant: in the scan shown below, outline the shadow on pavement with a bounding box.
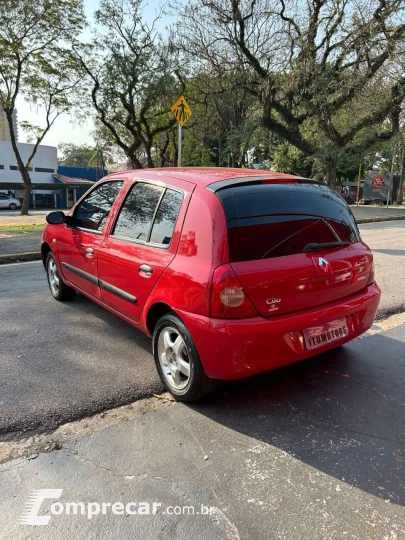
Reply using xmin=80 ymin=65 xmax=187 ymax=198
xmin=188 ymin=327 xmax=405 ymax=505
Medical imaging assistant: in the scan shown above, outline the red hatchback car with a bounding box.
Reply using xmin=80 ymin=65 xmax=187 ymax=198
xmin=42 ymin=168 xmax=381 ymax=401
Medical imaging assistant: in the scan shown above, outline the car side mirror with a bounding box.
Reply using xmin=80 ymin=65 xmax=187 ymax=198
xmin=46 ymin=211 xmax=66 ymax=225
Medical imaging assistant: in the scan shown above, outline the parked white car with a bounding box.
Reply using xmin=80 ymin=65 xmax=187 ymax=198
xmin=0 ymin=194 xmax=21 ymax=210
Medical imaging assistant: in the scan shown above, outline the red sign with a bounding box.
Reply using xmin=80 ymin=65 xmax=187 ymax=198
xmin=372 ymin=176 xmax=385 ymax=193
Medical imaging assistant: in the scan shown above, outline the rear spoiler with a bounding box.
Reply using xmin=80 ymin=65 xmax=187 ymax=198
xmin=206 ymin=176 xmax=318 ymax=193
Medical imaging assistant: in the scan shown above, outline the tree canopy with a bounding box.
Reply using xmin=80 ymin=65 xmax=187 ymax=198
xmin=4 ymin=0 xmax=405 ymax=208
xmin=0 ymin=0 xmax=86 ymax=214
xmin=175 ymin=0 xmax=405 ymax=187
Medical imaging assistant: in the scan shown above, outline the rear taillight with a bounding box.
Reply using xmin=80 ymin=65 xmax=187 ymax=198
xmin=210 ymin=264 xmax=257 ymax=318
xmin=367 ymin=259 xmax=375 ymax=286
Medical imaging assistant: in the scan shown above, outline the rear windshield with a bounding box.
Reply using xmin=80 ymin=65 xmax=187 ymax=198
xmin=216 ymin=182 xmax=360 ymax=262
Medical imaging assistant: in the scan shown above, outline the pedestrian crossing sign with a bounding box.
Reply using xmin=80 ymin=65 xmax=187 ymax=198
xmin=170 ymin=96 xmax=192 ymax=126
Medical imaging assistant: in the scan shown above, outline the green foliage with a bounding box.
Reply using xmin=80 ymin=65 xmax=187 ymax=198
xmin=176 ymin=0 xmax=405 ymax=185
xmin=58 ymin=143 xmax=98 ymax=168
xmin=0 ymin=0 xmax=86 ymax=213
xmin=75 ymin=0 xmax=184 ymax=168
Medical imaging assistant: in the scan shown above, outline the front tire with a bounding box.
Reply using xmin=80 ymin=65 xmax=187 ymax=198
xmin=153 ymin=313 xmax=216 ymax=401
xmin=9 ymin=203 xmax=17 ymax=210
xmin=46 ymin=252 xmax=76 ymax=301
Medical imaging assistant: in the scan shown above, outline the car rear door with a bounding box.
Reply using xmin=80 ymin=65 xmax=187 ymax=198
xmin=97 ymin=178 xmax=192 ymax=322
xmin=57 ymin=180 xmax=125 ymax=298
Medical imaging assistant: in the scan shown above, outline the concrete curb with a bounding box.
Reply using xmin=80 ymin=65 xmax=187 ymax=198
xmin=0 ymin=252 xmax=42 ymax=265
xmin=0 ymin=217 xmax=404 ymax=266
xmin=356 ymin=216 xmax=405 ymax=224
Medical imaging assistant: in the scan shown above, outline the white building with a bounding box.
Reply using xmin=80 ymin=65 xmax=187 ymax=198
xmin=0 ymin=110 xmax=18 ymax=142
xmin=0 ymin=140 xmax=57 ymax=195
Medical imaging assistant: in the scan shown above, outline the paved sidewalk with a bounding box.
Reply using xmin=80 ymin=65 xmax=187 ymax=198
xmin=1 ymin=323 xmax=404 ymax=539
xmin=0 ymin=232 xmax=42 ymax=256
xmin=350 ymin=205 xmax=405 ymax=222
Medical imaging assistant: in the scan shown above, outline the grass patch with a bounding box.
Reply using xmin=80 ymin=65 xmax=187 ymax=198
xmin=0 ymin=224 xmax=45 ymax=233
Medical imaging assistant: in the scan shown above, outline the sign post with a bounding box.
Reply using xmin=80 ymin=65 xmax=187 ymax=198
xmin=170 ymin=96 xmax=192 ymax=167
xmin=178 ymin=125 xmax=182 ymax=167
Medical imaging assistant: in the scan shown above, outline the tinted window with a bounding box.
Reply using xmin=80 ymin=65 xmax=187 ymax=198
xmin=217 ymin=182 xmax=360 ymax=262
xmin=113 ymin=183 xmax=164 ymax=241
xmin=73 ymin=181 xmax=123 ymax=232
xmin=35 ymin=167 xmax=55 ymax=173
xmin=150 ymin=189 xmax=183 ymax=245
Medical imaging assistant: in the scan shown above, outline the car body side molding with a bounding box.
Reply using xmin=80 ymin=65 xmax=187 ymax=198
xmin=99 ymin=279 xmax=137 ymax=304
xmin=61 ymin=262 xmax=137 ymax=304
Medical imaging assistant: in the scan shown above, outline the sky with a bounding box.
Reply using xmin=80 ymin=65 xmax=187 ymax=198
xmin=16 ymin=0 xmax=173 ymax=151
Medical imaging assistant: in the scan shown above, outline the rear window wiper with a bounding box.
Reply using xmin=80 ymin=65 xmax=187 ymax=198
xmin=303 ymin=241 xmax=351 ymax=253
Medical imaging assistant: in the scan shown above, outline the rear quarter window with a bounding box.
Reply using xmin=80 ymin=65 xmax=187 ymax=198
xmin=216 ymin=182 xmax=360 ymax=262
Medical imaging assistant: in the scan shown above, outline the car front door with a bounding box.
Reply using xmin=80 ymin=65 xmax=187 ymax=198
xmin=57 ymin=180 xmax=125 ymax=298
xmin=97 ymin=179 xmax=190 ymax=322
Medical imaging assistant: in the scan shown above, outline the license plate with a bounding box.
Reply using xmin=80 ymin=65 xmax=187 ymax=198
xmin=303 ymin=318 xmax=349 ymax=350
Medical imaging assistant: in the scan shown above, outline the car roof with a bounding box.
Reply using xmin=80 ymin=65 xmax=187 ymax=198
xmin=106 ymin=167 xmax=301 ymax=189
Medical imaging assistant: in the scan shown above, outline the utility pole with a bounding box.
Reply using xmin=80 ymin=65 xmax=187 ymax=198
xmin=356 ymin=156 xmax=362 ymax=205
xmin=387 ymin=152 xmax=395 ymax=208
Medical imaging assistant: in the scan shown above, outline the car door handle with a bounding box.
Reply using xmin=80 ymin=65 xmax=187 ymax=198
xmin=85 ymin=247 xmax=94 ymax=256
xmin=139 ymin=264 xmax=153 ymax=277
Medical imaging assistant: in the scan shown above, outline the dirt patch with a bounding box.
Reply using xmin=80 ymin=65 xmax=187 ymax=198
xmin=0 ymin=215 xmax=47 ymax=226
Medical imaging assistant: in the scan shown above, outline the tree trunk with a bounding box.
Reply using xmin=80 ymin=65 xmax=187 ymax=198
xmin=129 ymin=153 xmax=143 ymax=169
xmin=325 ymin=160 xmax=337 ymax=189
xmin=145 ymin=145 xmax=154 ymax=168
xmin=396 ymin=150 xmax=405 ymax=205
xmin=159 ymin=134 xmax=170 ymax=167
xmin=5 ymin=108 xmax=32 ymax=215
xmin=172 ymin=129 xmax=178 ymax=167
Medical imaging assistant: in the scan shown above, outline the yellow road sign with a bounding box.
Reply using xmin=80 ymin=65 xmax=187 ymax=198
xmin=170 ymin=96 xmax=192 ymax=126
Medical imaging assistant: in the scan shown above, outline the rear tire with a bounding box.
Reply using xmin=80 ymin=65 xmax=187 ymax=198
xmin=46 ymin=252 xmax=76 ymax=301
xmin=153 ymin=313 xmax=217 ymax=401
xmin=9 ymin=203 xmax=17 ymax=210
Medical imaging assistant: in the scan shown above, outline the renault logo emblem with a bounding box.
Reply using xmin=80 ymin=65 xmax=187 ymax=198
xmin=318 ymin=257 xmax=331 ymax=272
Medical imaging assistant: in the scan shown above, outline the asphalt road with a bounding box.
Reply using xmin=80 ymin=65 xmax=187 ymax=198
xmin=0 ymin=220 xmax=404 ymax=436
xmin=0 ymin=261 xmax=164 ymax=436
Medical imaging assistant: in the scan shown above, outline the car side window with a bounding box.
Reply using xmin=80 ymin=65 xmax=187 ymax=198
xmin=72 ymin=181 xmax=124 ymax=232
xmin=112 ymin=183 xmax=164 ymax=242
xmin=150 ymin=189 xmax=183 ymax=245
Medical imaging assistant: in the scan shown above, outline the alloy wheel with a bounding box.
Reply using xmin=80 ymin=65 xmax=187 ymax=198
xmin=48 ymin=258 xmax=60 ymax=296
xmin=157 ymin=327 xmax=191 ymax=390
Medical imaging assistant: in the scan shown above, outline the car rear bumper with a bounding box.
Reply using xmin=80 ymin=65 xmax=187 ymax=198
xmin=176 ymin=283 xmax=381 ymax=380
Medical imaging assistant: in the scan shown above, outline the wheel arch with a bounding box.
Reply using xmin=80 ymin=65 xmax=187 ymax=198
xmin=41 ymin=242 xmax=52 ymax=269
xmin=145 ymin=302 xmax=174 ymax=337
